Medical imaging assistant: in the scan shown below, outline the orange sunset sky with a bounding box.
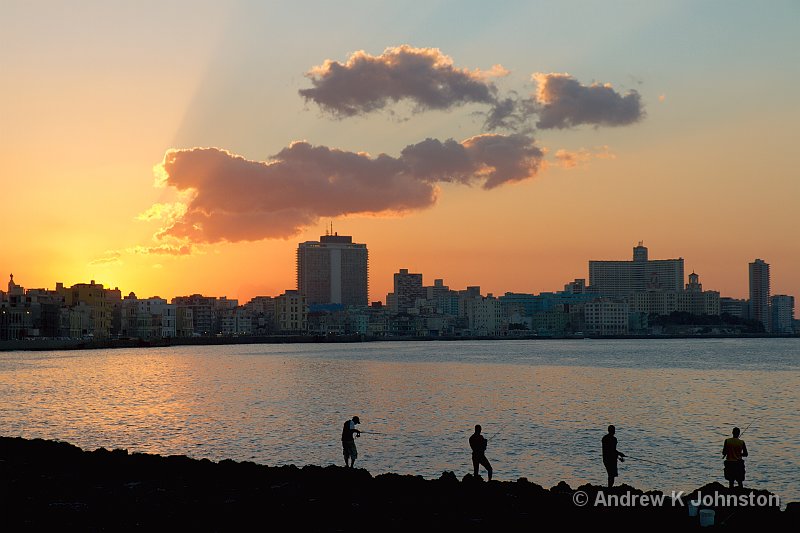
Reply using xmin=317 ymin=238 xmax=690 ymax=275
xmin=1 ymin=1 xmax=798 ymax=308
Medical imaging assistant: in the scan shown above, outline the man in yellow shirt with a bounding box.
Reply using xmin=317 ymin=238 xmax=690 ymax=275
xmin=722 ymin=427 xmax=748 ymax=488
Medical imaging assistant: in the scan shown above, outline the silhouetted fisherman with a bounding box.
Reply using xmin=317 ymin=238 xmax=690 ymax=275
xmin=341 ymin=416 xmax=361 ymax=467
xmin=602 ymin=425 xmax=626 ymax=487
xmin=469 ymin=424 xmax=493 ymax=481
xmin=722 ymin=427 xmax=748 ymax=488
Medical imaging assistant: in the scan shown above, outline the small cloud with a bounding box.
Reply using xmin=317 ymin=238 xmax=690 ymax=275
xmin=128 ymin=243 xmax=194 ymax=256
xmin=592 ymin=145 xmax=617 ymax=160
xmin=152 ymin=264 xmax=163 ymax=269
xmin=553 ymin=146 xmax=617 ymax=169
xmin=136 ymin=202 xmax=187 ymax=222
xmin=88 ymin=252 xmax=122 ymax=266
xmin=532 ymin=72 xmax=645 ymax=129
xmin=473 ymin=64 xmax=510 ymax=80
xmin=554 ymin=149 xmax=589 ymax=169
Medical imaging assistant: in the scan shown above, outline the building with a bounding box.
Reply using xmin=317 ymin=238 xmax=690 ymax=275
xmin=175 ymin=306 xmax=194 ymax=337
xmin=463 ymin=294 xmax=502 ymax=336
xmin=627 ymin=272 xmax=720 ymax=316
xmin=297 ymin=233 xmax=368 ymax=306
xmin=0 ymin=274 xmax=33 ymax=340
xmin=499 ymin=291 xmax=600 ymax=318
xmin=117 ymin=294 xmax=176 ymax=339
xmin=584 ymin=299 xmax=629 ymax=335
xmin=55 ymin=280 xmax=121 ymax=339
xmin=387 ymin=268 xmax=424 ymax=313
xmin=426 ymin=279 xmax=459 ymax=316
xmin=220 ymin=307 xmax=253 ymax=336
xmin=172 ymin=294 xmax=218 ymax=335
xmin=749 ymin=259 xmax=770 ymax=332
xmin=770 ymin=295 xmax=795 ymax=334
xmin=276 ymin=290 xmax=307 ymax=333
xmin=563 ymin=279 xmax=587 ymax=294
xmin=244 ymin=296 xmax=277 ymax=334
xmin=532 ymin=308 xmax=569 ymax=335
xmin=589 ymin=242 xmax=684 ymax=298
xmin=720 ymin=297 xmax=748 ymax=318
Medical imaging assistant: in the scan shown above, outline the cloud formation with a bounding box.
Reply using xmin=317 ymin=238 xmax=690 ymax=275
xmin=553 ymin=146 xmax=617 ymax=169
xmin=532 ymin=73 xmax=644 ymax=129
xmin=299 ymin=45 xmax=504 ymax=117
xmin=131 ymin=45 xmax=645 ymax=255
xmin=149 ymin=135 xmax=543 ymax=244
xmin=300 ymin=46 xmax=645 ymax=133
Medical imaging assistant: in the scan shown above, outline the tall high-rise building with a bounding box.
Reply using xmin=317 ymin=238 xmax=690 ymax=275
xmin=387 ymin=268 xmax=424 ymax=313
xmin=749 ymin=259 xmax=770 ymax=332
xmin=297 ymin=233 xmax=368 ymax=306
xmin=588 ymin=242 xmax=684 ymax=298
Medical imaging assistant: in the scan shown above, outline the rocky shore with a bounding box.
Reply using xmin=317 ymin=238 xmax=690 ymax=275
xmin=1 ymin=436 xmax=796 ymax=531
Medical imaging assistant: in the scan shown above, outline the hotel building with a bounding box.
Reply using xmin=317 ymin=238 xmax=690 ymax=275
xmin=297 ymin=233 xmax=368 ymax=306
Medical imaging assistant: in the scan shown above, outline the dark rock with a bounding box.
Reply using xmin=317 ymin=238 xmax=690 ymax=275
xmin=0 ymin=435 xmax=795 ymax=531
xmin=438 ymin=470 xmax=458 ymax=484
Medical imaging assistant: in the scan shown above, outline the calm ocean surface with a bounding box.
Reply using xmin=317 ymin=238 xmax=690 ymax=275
xmin=2 ymin=339 xmax=799 ymax=504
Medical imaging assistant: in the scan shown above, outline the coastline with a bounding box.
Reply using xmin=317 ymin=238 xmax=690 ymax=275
xmin=1 ymin=436 xmax=796 ymax=531
xmin=2 ymin=332 xmax=798 ymax=352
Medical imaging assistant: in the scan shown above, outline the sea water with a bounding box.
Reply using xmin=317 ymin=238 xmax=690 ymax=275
xmin=1 ymin=338 xmax=798 ymax=504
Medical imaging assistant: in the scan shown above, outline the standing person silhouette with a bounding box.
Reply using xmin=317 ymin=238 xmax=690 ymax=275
xmin=602 ymin=425 xmax=626 ymax=487
xmin=469 ymin=424 xmax=493 ymax=481
xmin=722 ymin=427 xmax=748 ymax=488
xmin=341 ymin=416 xmax=361 ymax=467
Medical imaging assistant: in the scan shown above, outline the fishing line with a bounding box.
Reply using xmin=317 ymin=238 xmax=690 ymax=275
xmin=623 ymin=455 xmax=673 ymax=468
xmin=487 ymin=422 xmax=512 ymax=442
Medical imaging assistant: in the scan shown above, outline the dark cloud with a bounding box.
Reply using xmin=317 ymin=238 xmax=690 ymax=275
xmin=533 ymin=73 xmax=644 ymax=129
xmin=299 ymin=47 xmax=645 ymax=134
xmin=299 ymin=45 xmax=505 ymax=116
xmin=400 ymin=134 xmax=543 ymax=189
xmin=462 ymin=134 xmax=543 ymax=188
xmin=150 ymin=135 xmax=543 ymax=244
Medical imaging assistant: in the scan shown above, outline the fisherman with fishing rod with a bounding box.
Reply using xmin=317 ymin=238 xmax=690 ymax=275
xmin=601 ymin=425 xmax=626 ymax=487
xmin=469 ymin=424 xmax=493 ymax=481
xmin=722 ymin=426 xmax=748 ymax=489
xmin=341 ymin=416 xmax=361 ymax=468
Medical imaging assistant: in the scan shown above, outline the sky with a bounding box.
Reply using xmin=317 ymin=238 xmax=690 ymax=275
xmin=2 ymin=0 xmax=798 ymax=308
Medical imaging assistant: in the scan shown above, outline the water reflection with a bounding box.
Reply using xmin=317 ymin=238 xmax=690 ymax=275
xmin=1 ymin=339 xmax=798 ymax=504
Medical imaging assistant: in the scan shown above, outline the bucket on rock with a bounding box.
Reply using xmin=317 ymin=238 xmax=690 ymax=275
xmin=699 ymin=509 xmax=715 ymax=527
xmin=687 ymin=501 xmax=698 ymax=516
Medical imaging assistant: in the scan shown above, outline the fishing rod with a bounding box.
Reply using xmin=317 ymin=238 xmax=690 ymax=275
xmin=487 ymin=422 xmax=512 ymax=442
xmin=359 ymin=430 xmax=390 ymax=436
xmin=716 ymin=414 xmax=765 ymax=438
xmin=739 ymin=415 xmax=764 ymax=437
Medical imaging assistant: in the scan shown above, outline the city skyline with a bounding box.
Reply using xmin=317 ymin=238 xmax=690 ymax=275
xmin=2 ymin=1 xmax=798 ymax=306
xmin=2 ymin=241 xmax=794 ymax=313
